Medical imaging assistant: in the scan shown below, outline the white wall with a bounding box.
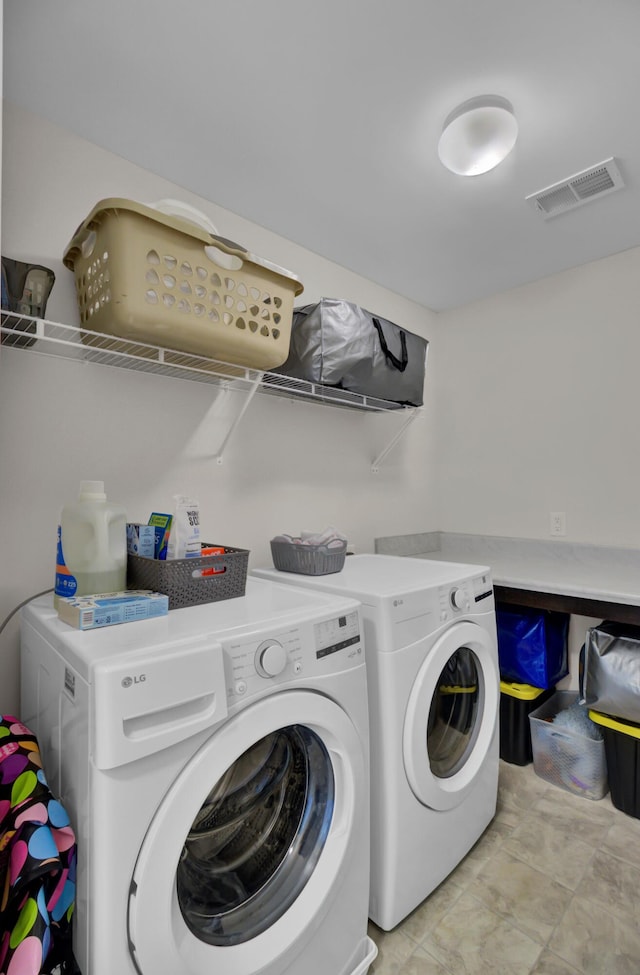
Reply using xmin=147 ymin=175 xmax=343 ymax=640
xmin=436 ymin=245 xmax=640 ymax=546
xmin=0 ymin=101 xmax=439 ymax=714
xmin=4 ymin=99 xmax=639 ymax=718
xmin=435 ymin=252 xmax=640 ymax=683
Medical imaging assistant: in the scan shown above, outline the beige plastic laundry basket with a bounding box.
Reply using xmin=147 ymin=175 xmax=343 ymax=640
xmin=63 ymin=198 xmax=303 ymax=370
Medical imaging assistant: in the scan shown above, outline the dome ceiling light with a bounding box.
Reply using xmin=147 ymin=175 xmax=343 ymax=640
xmin=438 ymin=95 xmax=518 ymax=177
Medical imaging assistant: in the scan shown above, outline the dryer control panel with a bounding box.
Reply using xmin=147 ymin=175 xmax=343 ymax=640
xmin=438 ymin=571 xmax=494 ymax=622
xmin=223 ymin=610 xmax=361 ymax=704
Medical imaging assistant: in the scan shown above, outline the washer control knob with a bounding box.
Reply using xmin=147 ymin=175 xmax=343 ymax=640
xmin=255 ymin=640 xmax=288 ymax=678
xmin=450 ymin=587 xmax=469 ymax=611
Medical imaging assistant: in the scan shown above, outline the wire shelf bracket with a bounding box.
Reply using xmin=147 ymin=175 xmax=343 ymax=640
xmin=1 ymin=313 xmax=423 ymax=469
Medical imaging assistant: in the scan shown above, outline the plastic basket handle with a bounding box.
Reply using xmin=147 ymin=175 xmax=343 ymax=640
xmin=150 ymin=199 xmax=220 ymax=236
xmin=147 ymin=199 xmax=300 ymax=285
xmin=372 ymin=317 xmax=408 ymax=373
xmin=317 ymin=540 xmax=348 ymax=555
xmin=150 ymin=199 xmax=255 ymax=270
xmin=151 ymin=200 xmax=246 ymax=252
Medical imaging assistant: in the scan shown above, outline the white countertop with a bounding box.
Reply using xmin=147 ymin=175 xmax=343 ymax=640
xmin=374 ymin=532 xmax=640 ymax=608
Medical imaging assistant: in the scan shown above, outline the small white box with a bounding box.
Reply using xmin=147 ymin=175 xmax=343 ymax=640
xmin=58 ymin=590 xmax=169 ymax=630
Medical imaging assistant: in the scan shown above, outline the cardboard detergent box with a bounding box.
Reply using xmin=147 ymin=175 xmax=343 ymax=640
xmin=127 ymin=523 xmax=157 ymax=558
xmin=57 ymin=590 xmax=169 ymax=630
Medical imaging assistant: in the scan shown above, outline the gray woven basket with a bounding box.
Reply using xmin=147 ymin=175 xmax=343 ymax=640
xmin=270 ymin=539 xmax=347 ymax=576
xmin=127 ymin=544 xmax=249 ymax=609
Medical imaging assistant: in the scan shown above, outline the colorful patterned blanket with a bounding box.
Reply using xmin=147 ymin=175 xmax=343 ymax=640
xmin=0 ymin=716 xmax=76 ymax=975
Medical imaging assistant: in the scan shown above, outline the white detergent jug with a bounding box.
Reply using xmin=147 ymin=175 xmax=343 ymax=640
xmin=54 ymin=481 xmax=127 ymax=607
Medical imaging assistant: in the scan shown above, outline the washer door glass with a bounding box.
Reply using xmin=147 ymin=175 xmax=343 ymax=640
xmin=177 ymin=724 xmax=334 ymax=947
xmin=427 ymin=647 xmax=480 ymax=778
xmin=403 ymin=620 xmax=499 ymax=811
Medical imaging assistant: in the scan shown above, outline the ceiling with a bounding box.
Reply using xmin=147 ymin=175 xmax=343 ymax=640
xmin=4 ymin=0 xmax=640 ymax=311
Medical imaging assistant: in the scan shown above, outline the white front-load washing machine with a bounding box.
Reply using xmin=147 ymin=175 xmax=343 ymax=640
xmin=253 ymin=554 xmax=500 ymax=931
xmin=20 ymin=578 xmax=377 ymax=975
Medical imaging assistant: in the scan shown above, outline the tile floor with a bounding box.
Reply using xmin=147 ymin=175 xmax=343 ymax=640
xmin=367 ymin=759 xmax=640 ymax=975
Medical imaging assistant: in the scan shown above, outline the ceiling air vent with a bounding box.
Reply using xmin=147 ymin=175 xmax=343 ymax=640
xmin=526 ymin=158 xmax=624 ymax=219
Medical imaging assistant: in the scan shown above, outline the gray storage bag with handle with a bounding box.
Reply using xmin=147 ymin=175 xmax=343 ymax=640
xmin=580 ymin=620 xmax=640 ymax=723
xmin=274 ymin=298 xmax=428 ymax=406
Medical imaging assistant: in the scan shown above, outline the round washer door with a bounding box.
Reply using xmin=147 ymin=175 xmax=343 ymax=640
xmin=403 ymin=620 xmax=499 ymax=812
xmin=128 ymin=690 xmax=365 ymax=975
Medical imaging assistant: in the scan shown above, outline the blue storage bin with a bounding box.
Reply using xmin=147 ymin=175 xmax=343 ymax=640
xmin=496 ymin=604 xmax=569 ymax=689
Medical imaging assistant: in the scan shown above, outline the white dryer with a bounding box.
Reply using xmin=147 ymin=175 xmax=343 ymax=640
xmin=253 ymin=554 xmax=500 ymax=931
xmin=20 ymin=578 xmax=376 ymax=975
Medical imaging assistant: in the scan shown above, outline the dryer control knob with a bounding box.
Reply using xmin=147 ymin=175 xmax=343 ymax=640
xmin=255 ymin=640 xmax=288 ymax=678
xmin=450 ymin=587 xmax=470 ymax=611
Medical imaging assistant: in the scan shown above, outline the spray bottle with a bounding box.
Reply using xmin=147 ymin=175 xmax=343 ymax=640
xmin=54 ymin=481 xmax=127 ymax=608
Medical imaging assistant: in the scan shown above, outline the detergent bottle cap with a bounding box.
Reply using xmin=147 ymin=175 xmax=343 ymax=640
xmin=78 ymin=480 xmax=107 ymax=501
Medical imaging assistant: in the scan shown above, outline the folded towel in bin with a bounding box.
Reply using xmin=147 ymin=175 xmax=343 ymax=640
xmin=271 ymin=526 xmax=347 ymax=548
xmin=270 ymin=527 xmax=348 ymax=575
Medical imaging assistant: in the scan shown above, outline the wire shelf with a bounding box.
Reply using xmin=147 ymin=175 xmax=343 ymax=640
xmin=0 ymin=312 xmax=417 ymax=415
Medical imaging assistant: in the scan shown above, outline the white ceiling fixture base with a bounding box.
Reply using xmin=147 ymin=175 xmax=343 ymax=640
xmin=437 ymin=95 xmax=518 ymax=176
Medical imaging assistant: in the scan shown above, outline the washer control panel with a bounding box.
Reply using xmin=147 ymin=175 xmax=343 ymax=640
xmin=223 ymin=610 xmax=361 ymax=703
xmin=315 ymin=611 xmax=360 ymax=660
xmin=255 ymin=640 xmax=288 ymax=678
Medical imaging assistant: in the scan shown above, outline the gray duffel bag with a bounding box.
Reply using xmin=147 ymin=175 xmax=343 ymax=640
xmin=274 ymin=298 xmax=428 ymax=406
